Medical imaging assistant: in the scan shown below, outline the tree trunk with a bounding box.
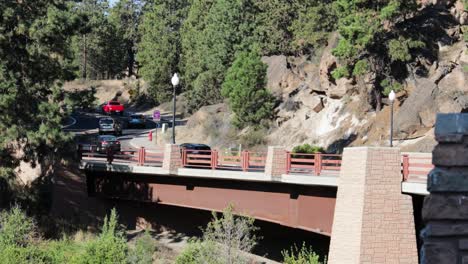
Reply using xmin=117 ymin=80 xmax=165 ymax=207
xmin=127 ymin=41 xmax=134 ymax=77
xmin=83 ymin=34 xmax=87 ymax=80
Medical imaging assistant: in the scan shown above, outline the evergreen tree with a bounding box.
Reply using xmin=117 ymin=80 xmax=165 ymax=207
xmin=221 ymin=49 xmax=275 ymax=128
xmin=72 ymin=0 xmax=126 ymax=79
xmin=332 ymin=0 xmax=422 ymax=110
xmin=182 ymin=0 xmax=255 ymax=112
xmin=0 ymin=1 xmax=79 ymax=180
xmin=109 ymin=0 xmax=144 ymax=77
xmin=137 ymin=0 xmax=189 ymax=103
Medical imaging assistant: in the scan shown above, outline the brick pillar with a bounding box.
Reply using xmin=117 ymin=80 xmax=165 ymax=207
xmin=265 ymin=146 xmax=287 ymax=180
xmin=162 ymin=144 xmax=182 ymax=174
xmin=421 ymin=113 xmax=468 ymax=264
xmin=328 ymin=147 xmax=418 ymax=264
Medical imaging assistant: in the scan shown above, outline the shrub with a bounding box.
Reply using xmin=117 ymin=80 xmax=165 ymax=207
xmin=331 ymin=66 xmax=350 ymax=80
xmin=282 ymin=243 xmax=325 ymax=264
xmin=292 ymin=144 xmax=324 ymax=154
xmin=0 ymin=206 xmax=36 ymax=247
xmin=239 ymin=129 xmax=268 ymax=148
xmin=128 ymin=230 xmax=156 ymax=264
xmin=380 ymin=78 xmax=403 ymax=96
xmin=176 ymin=205 xmax=258 ymax=264
xmin=77 ymin=209 xmax=128 ymax=264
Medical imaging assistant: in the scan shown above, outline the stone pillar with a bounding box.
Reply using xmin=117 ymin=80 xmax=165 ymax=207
xmin=328 ymin=147 xmax=418 ymax=264
xmin=162 ymin=144 xmax=182 ymax=174
xmin=421 ymin=113 xmax=468 ymax=264
xmin=264 ymin=146 xmax=287 ymax=180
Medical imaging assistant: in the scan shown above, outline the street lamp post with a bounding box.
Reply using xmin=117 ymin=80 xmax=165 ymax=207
xmin=389 ymin=90 xmax=396 ymax=147
xmin=171 ymin=73 xmax=179 ymax=144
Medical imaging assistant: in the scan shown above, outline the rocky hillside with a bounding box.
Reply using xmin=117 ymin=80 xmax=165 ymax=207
xmin=170 ymin=1 xmax=467 ymax=153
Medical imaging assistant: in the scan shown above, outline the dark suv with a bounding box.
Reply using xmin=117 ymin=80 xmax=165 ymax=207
xmin=98 ymin=117 xmax=122 ymax=136
xmin=180 ymin=143 xmax=211 ymax=154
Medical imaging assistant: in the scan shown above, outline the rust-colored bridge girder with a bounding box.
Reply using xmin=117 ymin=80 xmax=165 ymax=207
xmin=87 ymin=171 xmax=337 ymax=236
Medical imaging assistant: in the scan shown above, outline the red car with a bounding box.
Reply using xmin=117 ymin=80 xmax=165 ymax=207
xmin=102 ymin=101 xmax=124 ymax=115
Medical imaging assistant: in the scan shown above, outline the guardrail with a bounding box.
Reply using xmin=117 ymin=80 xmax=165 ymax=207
xmin=79 ymin=145 xmax=164 ymax=167
xmin=286 ymin=152 xmax=342 ymax=176
xmin=181 ymin=149 xmax=267 ymax=171
xmin=80 ymin=144 xmax=433 ymax=182
xmin=402 ymin=153 xmax=433 ymax=182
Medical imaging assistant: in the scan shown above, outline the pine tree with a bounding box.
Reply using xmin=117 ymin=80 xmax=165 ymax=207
xmin=137 ymin=0 xmax=189 ymax=103
xmin=332 ymin=0 xmax=422 ymax=110
xmin=72 ymin=0 xmax=126 ymax=80
xmin=109 ymin=0 xmax=144 ymax=77
xmin=182 ymin=0 xmax=255 ymax=112
xmin=0 ymin=1 xmax=79 ymax=180
xmin=221 ymin=49 xmax=275 ymax=128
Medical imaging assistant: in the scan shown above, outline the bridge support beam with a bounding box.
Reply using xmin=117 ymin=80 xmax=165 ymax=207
xmin=328 ymin=147 xmax=418 ymax=264
xmin=162 ymin=144 xmax=182 ymax=174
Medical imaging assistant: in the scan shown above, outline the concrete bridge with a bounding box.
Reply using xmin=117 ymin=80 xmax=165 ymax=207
xmin=80 ymin=144 xmax=430 ymax=263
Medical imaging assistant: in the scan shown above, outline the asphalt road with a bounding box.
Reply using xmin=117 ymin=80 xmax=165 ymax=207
xmin=65 ymin=111 xmax=158 ymax=150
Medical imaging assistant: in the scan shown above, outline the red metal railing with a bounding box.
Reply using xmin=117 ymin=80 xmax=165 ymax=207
xmin=80 ymin=145 xmax=163 ymax=167
xmin=286 ymin=152 xmax=342 ymax=176
xmin=401 ymin=153 xmax=433 ymax=182
xmin=181 ymin=149 xmax=267 ymax=171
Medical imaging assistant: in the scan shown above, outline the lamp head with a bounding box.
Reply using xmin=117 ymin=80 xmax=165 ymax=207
xmin=171 ymin=73 xmax=180 ymax=86
xmin=389 ymin=90 xmax=396 ymax=102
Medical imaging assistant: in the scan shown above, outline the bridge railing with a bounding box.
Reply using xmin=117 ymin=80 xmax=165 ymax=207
xmin=181 ymin=149 xmax=267 ymax=171
xmin=286 ymin=152 xmax=342 ymax=176
xmin=79 ymin=145 xmax=164 ymax=167
xmin=401 ymin=153 xmax=433 ymax=182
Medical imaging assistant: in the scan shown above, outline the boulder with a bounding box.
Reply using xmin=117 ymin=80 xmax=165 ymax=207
xmin=438 ymin=65 xmax=468 ymax=94
xmin=301 ymin=94 xmax=325 ymax=113
xmin=328 ymin=78 xmax=353 ymax=99
xmin=394 ymin=79 xmax=438 ymax=136
xmin=262 ymin=55 xmax=290 ymax=97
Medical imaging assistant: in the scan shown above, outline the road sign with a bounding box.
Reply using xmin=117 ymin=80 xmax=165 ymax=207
xmin=153 ymin=110 xmax=160 ymax=121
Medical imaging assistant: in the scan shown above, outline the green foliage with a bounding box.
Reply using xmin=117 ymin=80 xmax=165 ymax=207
xmin=332 ymin=0 xmax=420 ymax=108
xmin=137 ymin=0 xmax=189 ymax=103
xmin=71 ymin=0 xmax=127 ymax=79
xmin=175 ymin=239 xmax=219 ymax=264
xmin=128 ymin=230 xmax=156 ymax=264
xmin=331 ymin=66 xmax=350 ymax=80
xmin=79 ymin=209 xmax=128 ymax=264
xmin=109 ymin=0 xmax=143 ymax=76
xmin=380 ymin=78 xmax=403 ymax=96
xmin=289 ymin=2 xmax=336 ymax=54
xmin=182 ymin=0 xmax=255 ymax=111
xmin=0 ymin=0 xmax=76 ymax=191
xmin=239 ymin=129 xmax=268 ymax=149
xmin=221 ymin=50 xmax=275 ymax=128
xmin=463 ymin=64 xmax=468 ymax=73
xmin=0 ymin=206 xmax=36 ymax=247
xmin=388 ymin=37 xmax=424 ymax=62
xmin=282 ymin=243 xmax=324 ymax=264
xmin=177 ymin=205 xmax=258 ymax=264
xmin=292 ymin=144 xmax=324 ymax=154
xmin=352 ymin=59 xmax=369 ymax=76
xmin=67 ymin=87 xmax=98 ymax=111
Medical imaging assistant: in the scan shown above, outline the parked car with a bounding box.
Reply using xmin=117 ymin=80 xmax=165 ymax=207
xmin=128 ymin=114 xmax=146 ymax=129
xmin=98 ymin=117 xmax=122 ymax=136
xmin=102 ymin=101 xmax=124 ymax=115
xmin=180 ymin=143 xmax=211 ymax=167
xmin=95 ymin=135 xmax=121 ymax=154
xmin=180 ymin=143 xmax=211 ymax=155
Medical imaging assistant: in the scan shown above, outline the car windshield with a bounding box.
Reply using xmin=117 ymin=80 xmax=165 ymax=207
xmin=99 ymin=136 xmax=117 ymax=141
xmin=109 ymin=101 xmax=120 ymax=105
xmin=99 ymin=119 xmax=113 ymax=124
